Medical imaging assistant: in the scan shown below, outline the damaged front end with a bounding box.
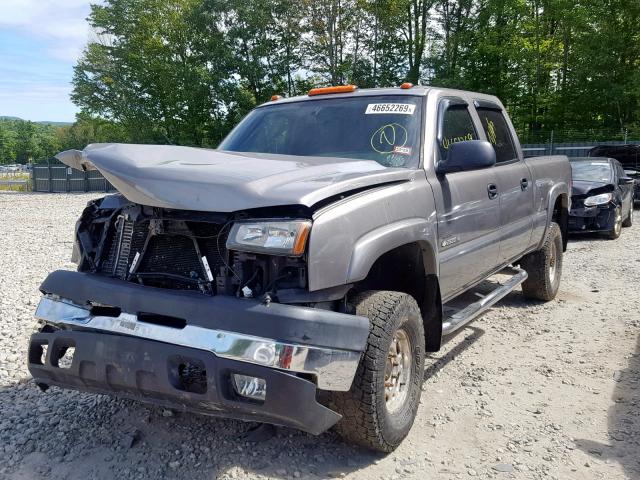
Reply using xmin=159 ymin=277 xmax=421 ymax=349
xmin=568 ymin=186 xmax=617 ymax=233
xmin=72 ymin=194 xmax=312 ymax=298
xmin=28 ymin=194 xmax=369 ymax=434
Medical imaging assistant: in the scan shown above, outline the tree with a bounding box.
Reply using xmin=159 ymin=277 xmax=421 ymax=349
xmin=402 ymin=0 xmax=437 ymax=83
xmin=0 ymin=123 xmax=16 ymax=164
xmin=222 ymin=0 xmax=306 ymax=102
xmin=66 ymin=0 xmax=640 ymax=146
xmin=72 ymin=0 xmax=239 ymax=146
xmin=304 ymin=0 xmax=358 ymax=85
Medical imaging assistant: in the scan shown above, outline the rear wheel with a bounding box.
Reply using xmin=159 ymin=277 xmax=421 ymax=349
xmin=607 ymin=206 xmax=623 ymax=239
xmin=622 ymin=203 xmax=633 ymax=227
xmin=327 ymin=291 xmax=425 ymax=452
xmin=520 ymin=222 xmax=563 ymax=301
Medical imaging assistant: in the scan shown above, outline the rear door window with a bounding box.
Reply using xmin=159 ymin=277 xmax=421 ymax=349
xmin=476 ymin=108 xmax=518 ymax=163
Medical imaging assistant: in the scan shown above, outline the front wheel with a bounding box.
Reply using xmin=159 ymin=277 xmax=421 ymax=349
xmin=520 ymin=222 xmax=563 ymax=301
xmin=607 ymin=206 xmax=623 ymax=239
xmin=327 ymin=291 xmax=425 ymax=452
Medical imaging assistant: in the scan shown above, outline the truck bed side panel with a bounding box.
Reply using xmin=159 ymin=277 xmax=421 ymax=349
xmin=522 ymin=155 xmax=571 ymax=250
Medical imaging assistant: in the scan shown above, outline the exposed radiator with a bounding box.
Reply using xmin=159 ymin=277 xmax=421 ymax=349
xmin=114 ymin=217 xmax=135 ymax=278
xmin=99 ymin=218 xmax=227 ymax=293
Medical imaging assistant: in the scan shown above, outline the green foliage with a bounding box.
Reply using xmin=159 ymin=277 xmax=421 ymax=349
xmin=72 ymin=0 xmax=241 ymax=147
xmin=0 ymin=116 xmax=129 ymax=165
xmin=8 ymin=0 xmax=639 ymax=158
xmin=426 ymin=0 xmax=640 ymax=140
xmin=0 ymin=119 xmax=60 ymax=164
xmin=76 ymin=0 xmax=638 ymax=144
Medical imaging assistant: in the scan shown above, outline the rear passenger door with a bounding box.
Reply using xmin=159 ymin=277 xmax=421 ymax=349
xmin=474 ymin=102 xmax=534 ymax=263
xmin=434 ymin=98 xmax=501 ymax=299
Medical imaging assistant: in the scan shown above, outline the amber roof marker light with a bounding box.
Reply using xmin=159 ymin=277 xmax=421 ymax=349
xmin=400 ymin=82 xmax=414 ymax=89
xmin=271 ymin=95 xmax=282 ymax=101
xmin=308 ymin=85 xmax=358 ymax=96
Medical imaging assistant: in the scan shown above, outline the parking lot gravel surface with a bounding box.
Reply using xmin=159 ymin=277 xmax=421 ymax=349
xmin=0 ymin=192 xmax=638 ymax=480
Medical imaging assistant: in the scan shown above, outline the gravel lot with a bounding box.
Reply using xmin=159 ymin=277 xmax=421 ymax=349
xmin=1 ymin=192 xmax=638 ymax=480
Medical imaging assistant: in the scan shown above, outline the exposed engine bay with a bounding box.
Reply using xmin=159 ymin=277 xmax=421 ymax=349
xmin=74 ymin=194 xmax=308 ymax=299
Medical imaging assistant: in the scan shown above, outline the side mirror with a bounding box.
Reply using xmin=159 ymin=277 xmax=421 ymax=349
xmin=624 ymin=169 xmax=638 ymax=177
xmin=619 ymin=176 xmax=635 ymax=186
xmin=436 ymin=140 xmax=496 ymax=174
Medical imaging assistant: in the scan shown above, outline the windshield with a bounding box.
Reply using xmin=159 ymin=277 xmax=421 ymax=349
xmin=219 ymin=95 xmax=423 ymax=168
xmin=571 ymin=162 xmax=613 ymax=183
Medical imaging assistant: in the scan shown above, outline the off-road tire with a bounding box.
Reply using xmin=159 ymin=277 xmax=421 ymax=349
xmin=520 ymin=222 xmax=563 ymax=301
xmin=326 ymin=291 xmax=425 ymax=452
xmin=607 ymin=206 xmax=623 ymax=239
xmin=622 ymin=203 xmax=633 ymax=227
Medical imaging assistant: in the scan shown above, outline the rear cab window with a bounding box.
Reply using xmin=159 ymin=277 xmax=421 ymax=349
xmin=475 ymin=102 xmax=518 ymax=163
xmin=219 ymin=95 xmax=424 ymax=169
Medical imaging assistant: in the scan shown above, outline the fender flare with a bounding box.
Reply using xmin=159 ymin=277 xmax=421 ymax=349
xmin=539 ymin=183 xmax=569 ymax=250
xmin=346 ymin=217 xmax=438 ymax=283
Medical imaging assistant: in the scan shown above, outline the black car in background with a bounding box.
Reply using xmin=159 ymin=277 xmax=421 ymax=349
xmin=569 ymin=157 xmax=635 ymax=239
xmin=588 ymin=144 xmax=640 ymax=201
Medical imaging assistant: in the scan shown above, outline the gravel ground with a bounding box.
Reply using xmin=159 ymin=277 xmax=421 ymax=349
xmin=0 ymin=192 xmax=638 ymax=480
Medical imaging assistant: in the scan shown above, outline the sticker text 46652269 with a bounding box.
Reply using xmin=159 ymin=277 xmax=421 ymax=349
xmin=365 ymin=103 xmax=416 ymax=115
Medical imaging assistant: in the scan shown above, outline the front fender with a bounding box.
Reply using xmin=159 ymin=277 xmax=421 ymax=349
xmin=347 ymin=218 xmax=437 ymax=282
xmin=307 ymin=176 xmax=438 ymax=291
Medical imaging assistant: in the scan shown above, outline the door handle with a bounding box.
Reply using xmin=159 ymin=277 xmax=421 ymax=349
xmin=487 ymin=183 xmax=498 ymax=199
xmin=520 ymin=178 xmax=529 ymax=191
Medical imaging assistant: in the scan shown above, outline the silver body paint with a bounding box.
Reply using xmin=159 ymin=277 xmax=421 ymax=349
xmin=56 ymin=87 xmax=571 ymax=301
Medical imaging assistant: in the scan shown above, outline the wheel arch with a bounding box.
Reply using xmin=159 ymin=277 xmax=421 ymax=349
xmin=543 ymin=187 xmax=569 ymax=252
xmin=350 ymin=240 xmax=443 ymax=352
xmin=551 ymin=193 xmax=569 ymax=251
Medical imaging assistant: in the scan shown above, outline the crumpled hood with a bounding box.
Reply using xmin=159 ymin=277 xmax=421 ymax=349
xmin=56 ymin=143 xmax=417 ymax=212
xmin=571 ymin=180 xmax=614 ymax=197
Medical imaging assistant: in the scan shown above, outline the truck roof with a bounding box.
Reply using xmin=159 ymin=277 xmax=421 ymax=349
xmin=257 ymin=86 xmax=503 ymax=108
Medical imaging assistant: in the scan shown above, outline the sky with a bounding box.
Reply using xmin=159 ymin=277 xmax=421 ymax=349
xmin=0 ymin=0 xmax=93 ymax=122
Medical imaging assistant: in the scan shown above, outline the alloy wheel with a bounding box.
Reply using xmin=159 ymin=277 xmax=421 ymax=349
xmin=384 ymin=327 xmax=413 ymax=413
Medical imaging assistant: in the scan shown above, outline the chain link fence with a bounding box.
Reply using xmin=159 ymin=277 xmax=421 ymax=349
xmin=517 ymin=128 xmax=640 ymax=144
xmin=521 ymin=140 xmax=640 ymax=159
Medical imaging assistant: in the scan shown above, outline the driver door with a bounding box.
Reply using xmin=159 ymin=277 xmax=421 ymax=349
xmin=431 ymin=98 xmax=501 ymax=299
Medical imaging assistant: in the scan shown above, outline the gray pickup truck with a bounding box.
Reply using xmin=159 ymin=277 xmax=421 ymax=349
xmin=29 ymin=85 xmax=571 ymax=452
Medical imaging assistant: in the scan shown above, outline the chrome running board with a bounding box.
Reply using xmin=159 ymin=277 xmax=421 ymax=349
xmin=442 ymin=267 xmax=528 ymax=336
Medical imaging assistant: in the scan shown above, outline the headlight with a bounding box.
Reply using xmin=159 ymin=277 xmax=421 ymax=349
xmin=226 ymin=220 xmax=311 ymax=256
xmin=584 ymin=193 xmax=613 ymax=206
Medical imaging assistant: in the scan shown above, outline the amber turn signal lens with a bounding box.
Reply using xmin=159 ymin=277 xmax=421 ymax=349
xmin=292 ymin=223 xmax=311 ymax=256
xmin=308 ymin=85 xmax=357 ymax=96
xmin=400 ymin=82 xmax=414 ymax=89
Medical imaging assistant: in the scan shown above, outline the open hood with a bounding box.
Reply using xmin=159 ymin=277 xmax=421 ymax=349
xmin=571 ymin=180 xmax=615 ymax=197
xmin=56 ymin=144 xmax=416 ymax=212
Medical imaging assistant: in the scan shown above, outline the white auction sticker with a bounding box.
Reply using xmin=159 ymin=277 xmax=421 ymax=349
xmin=393 ymin=146 xmax=412 ymax=155
xmin=365 ymin=103 xmax=416 ymax=115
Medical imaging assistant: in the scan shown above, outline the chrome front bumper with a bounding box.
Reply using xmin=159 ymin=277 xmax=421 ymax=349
xmin=35 ymin=295 xmax=362 ymax=391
